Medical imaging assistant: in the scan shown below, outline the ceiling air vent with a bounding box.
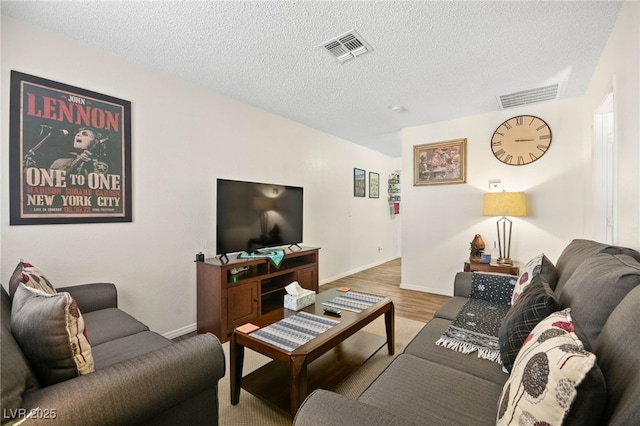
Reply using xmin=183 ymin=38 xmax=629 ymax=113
xmin=321 ymin=30 xmax=373 ymax=63
xmin=497 ymin=84 xmax=561 ymax=109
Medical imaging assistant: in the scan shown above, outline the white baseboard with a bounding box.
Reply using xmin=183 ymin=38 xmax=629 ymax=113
xmin=163 ymin=323 xmax=196 ymax=340
xmin=319 ymin=256 xmax=399 ymax=286
xmin=399 ymin=282 xmax=453 ymax=297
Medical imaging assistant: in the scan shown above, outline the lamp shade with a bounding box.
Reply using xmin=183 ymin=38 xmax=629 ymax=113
xmin=253 ymin=196 xmax=279 ymax=211
xmin=483 ymin=192 xmax=528 ymax=217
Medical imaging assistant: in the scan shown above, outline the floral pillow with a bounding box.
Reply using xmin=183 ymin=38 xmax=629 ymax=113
xmin=496 ymin=309 xmax=606 ymax=425
xmin=511 ymin=254 xmax=558 ymax=305
xmin=9 ymin=260 xmax=56 ymax=298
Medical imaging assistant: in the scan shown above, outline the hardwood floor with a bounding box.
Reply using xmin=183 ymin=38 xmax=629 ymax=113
xmin=320 ymin=258 xmax=450 ymax=324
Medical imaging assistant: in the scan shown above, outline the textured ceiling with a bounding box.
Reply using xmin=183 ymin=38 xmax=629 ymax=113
xmin=1 ymin=1 xmax=623 ymax=157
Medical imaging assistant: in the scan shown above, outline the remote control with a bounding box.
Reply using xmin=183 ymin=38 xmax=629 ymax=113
xmin=323 ymin=307 xmax=341 ymax=316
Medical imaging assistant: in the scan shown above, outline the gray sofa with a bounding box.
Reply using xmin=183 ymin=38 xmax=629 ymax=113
xmin=2 ymin=278 xmax=225 ymax=425
xmin=294 ymin=239 xmax=640 ymax=425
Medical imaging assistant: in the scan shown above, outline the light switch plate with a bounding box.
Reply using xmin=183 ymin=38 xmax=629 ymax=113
xmin=488 ymin=179 xmax=502 ymax=190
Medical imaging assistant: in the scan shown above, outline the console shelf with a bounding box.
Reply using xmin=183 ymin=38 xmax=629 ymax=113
xmin=196 ymin=246 xmax=319 ymax=342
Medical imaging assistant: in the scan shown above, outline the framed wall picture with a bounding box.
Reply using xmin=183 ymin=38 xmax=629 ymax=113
xmin=354 ymin=168 xmax=366 ymax=197
xmin=413 ymin=138 xmax=467 ymax=186
xmin=9 ymin=71 xmax=132 ymax=225
xmin=369 ymin=172 xmax=379 ymax=198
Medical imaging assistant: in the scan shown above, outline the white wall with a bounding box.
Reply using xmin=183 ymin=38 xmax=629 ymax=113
xmin=401 ymin=100 xmax=585 ymax=295
xmin=400 ymin=1 xmax=640 ymax=296
xmin=0 ymin=17 xmax=400 ymax=336
xmin=582 ymin=1 xmax=640 ymax=249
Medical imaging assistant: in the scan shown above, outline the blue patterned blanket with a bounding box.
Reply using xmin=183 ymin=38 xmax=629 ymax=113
xmin=435 ymin=298 xmax=510 ymax=363
xmin=239 ymin=249 xmax=285 ymax=268
xmin=435 ymin=272 xmax=515 ymax=364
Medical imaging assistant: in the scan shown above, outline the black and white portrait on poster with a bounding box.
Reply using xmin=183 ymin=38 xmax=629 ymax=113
xmin=9 ymin=71 xmax=132 ymax=225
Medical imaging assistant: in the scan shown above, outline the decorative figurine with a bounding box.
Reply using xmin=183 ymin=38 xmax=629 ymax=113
xmin=469 ymin=234 xmax=485 ymax=262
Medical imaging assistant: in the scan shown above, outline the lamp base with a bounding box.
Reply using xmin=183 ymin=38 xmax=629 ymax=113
xmin=498 ymin=257 xmax=513 ymax=266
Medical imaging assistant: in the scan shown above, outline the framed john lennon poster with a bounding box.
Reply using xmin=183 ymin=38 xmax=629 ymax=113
xmin=9 ymin=71 xmax=132 ymax=225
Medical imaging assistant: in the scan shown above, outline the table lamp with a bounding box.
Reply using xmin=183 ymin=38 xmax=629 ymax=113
xmin=253 ymin=196 xmax=279 ymax=237
xmin=482 ymin=192 xmax=528 ymax=265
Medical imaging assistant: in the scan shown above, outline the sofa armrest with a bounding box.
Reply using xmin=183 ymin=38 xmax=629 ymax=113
xmin=19 ymin=333 xmax=225 ymax=425
xmin=453 ymin=272 xmax=473 ymax=298
xmin=293 ymin=390 xmax=418 ymax=426
xmin=57 ymin=283 xmax=117 ymax=313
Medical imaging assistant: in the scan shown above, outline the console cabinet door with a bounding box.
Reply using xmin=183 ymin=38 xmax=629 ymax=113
xmin=227 ymin=280 xmax=259 ymax=331
xmin=296 ymin=265 xmax=318 ymax=292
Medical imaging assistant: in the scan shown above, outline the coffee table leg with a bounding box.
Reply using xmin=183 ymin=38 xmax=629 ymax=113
xmin=385 ymin=302 xmax=395 ymax=355
xmin=230 ymin=333 xmax=244 ymax=405
xmin=290 ymin=354 xmax=308 ymax=414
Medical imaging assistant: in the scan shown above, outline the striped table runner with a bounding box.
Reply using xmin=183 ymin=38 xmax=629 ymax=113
xmin=250 ymin=312 xmax=339 ymax=352
xmin=322 ymin=291 xmax=385 ymax=313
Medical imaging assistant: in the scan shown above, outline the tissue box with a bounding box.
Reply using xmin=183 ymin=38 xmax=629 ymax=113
xmin=284 ymin=289 xmax=316 ymax=311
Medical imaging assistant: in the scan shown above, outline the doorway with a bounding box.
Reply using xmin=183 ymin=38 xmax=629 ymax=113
xmin=592 ymin=76 xmax=617 ymax=244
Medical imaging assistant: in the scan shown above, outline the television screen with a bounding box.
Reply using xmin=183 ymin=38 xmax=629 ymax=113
xmin=216 ymin=179 xmax=303 ymax=255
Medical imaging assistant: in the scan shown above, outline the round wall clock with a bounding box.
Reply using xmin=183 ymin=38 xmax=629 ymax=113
xmin=491 ymin=115 xmax=552 ymax=165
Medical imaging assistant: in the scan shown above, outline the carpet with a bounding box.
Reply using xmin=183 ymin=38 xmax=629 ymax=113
xmin=218 ymin=315 xmax=425 ymax=425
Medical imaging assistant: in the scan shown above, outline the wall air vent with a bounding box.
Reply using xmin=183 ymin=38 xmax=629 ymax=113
xmin=497 ymin=84 xmax=561 ymax=109
xmin=321 ymin=30 xmax=373 ymax=63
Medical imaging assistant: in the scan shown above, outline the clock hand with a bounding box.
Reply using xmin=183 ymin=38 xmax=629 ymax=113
xmin=515 ymin=139 xmax=535 ymax=142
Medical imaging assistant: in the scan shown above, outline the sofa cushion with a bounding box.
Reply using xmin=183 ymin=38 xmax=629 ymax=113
xmin=498 ymin=276 xmax=560 ymax=372
xmin=358 ymin=354 xmax=504 ymax=425
xmin=594 ymin=285 xmax=640 ymax=424
xmin=511 ymin=254 xmax=557 ymax=305
xmin=9 ymin=260 xmax=56 ymax=298
xmin=496 ymin=309 xmax=605 ymax=426
xmin=11 ymin=284 xmax=95 ymax=386
xmin=404 ymin=317 xmax=508 ymax=385
xmin=469 ymin=272 xmax=515 ymax=305
xmin=559 ymin=252 xmax=640 ymax=345
xmin=91 ymin=330 xmax=173 ymax=369
xmin=82 ymin=308 xmax=149 ymax=346
xmin=599 ymin=245 xmax=640 ymax=261
xmin=554 ymin=239 xmax=610 ymax=295
xmin=433 ymin=296 xmax=467 ymax=321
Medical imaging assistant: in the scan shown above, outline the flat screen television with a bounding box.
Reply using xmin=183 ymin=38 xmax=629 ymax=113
xmin=216 ymin=179 xmax=303 ymax=255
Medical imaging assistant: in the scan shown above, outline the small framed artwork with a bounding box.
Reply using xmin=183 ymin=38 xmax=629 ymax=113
xmin=354 ymin=168 xmax=366 ymax=197
xmin=369 ymin=172 xmax=379 ymax=198
xmin=413 ymin=138 xmax=467 ymax=186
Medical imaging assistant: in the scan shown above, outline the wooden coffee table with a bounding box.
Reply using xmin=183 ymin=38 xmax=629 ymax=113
xmin=230 ymin=289 xmax=394 ymax=416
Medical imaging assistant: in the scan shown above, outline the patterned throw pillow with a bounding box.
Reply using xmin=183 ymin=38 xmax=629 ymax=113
xmin=8 ymin=260 xmax=56 ymax=298
xmin=511 ymin=254 xmax=558 ymax=305
xmin=496 ymin=309 xmax=605 ymax=426
xmin=11 ymin=284 xmax=94 ymax=386
xmin=498 ymin=276 xmax=560 ymax=372
xmin=470 ymin=272 xmax=516 ymax=305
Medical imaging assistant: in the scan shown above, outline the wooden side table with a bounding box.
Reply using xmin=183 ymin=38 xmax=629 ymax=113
xmin=464 ymin=261 xmax=519 ymax=276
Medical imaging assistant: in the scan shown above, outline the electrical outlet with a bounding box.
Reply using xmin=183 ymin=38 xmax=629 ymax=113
xmin=488 ymin=179 xmax=502 ymax=191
